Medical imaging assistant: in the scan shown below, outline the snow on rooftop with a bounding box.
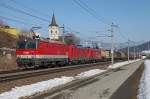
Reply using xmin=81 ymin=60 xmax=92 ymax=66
xmin=138 ymin=60 xmax=150 ymax=99
xmin=108 ymin=59 xmax=141 ymax=69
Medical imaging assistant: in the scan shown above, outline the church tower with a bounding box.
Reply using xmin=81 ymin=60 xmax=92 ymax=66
xmin=48 ymin=13 xmax=59 ymax=40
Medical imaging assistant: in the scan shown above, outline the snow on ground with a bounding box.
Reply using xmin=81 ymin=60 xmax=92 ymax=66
xmin=108 ymin=59 xmax=141 ymax=69
xmin=0 ymin=59 xmax=141 ymax=99
xmin=0 ymin=69 xmax=106 ymax=99
xmin=142 ymin=50 xmax=150 ymax=54
xmin=76 ymin=69 xmax=106 ymax=79
xmin=0 ymin=77 xmax=74 ymax=99
xmin=138 ymin=60 xmax=150 ymax=99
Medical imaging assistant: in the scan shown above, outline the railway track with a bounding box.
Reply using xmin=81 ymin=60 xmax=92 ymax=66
xmin=0 ymin=62 xmax=111 ymax=82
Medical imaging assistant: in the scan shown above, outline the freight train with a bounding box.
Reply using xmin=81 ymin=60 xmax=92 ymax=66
xmin=16 ymin=36 xmax=126 ymax=69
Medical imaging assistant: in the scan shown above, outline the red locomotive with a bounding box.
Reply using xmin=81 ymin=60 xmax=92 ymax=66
xmin=16 ymin=36 xmax=102 ymax=69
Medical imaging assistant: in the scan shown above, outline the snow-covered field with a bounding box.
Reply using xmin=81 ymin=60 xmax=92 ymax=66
xmin=138 ymin=60 xmax=150 ymax=99
xmin=0 ymin=59 xmax=141 ymax=99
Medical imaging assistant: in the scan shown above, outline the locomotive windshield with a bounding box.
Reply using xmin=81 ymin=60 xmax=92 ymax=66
xmin=17 ymin=40 xmax=37 ymax=49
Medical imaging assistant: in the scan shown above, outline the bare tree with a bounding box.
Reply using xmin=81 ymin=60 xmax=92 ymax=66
xmin=64 ymin=33 xmax=80 ymax=45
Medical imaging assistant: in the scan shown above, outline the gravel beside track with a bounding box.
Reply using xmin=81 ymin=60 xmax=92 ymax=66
xmin=0 ymin=62 xmax=109 ymax=82
xmin=0 ymin=62 xmax=110 ymax=93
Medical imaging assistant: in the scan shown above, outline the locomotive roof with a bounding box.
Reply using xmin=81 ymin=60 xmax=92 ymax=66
xmin=40 ymin=38 xmax=65 ymax=44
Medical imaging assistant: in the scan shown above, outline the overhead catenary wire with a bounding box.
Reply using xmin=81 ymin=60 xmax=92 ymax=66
xmin=73 ymin=0 xmax=105 ymax=24
xmin=74 ymin=0 xmax=128 ymax=49
xmin=117 ymin=26 xmax=128 ymax=41
xmin=73 ymin=0 xmax=124 ymax=53
xmin=0 ymin=1 xmax=78 ymax=34
xmin=0 ymin=10 xmax=42 ymax=26
xmin=73 ymin=0 xmax=111 ymax=25
xmin=8 ymin=0 xmax=79 ymax=33
xmin=9 ymin=0 xmax=51 ymax=18
xmin=0 ymin=15 xmax=35 ymax=26
xmin=1 ymin=0 xmax=128 ymax=43
xmin=78 ymin=0 xmax=112 ymax=24
xmin=0 ymin=2 xmax=49 ymax=22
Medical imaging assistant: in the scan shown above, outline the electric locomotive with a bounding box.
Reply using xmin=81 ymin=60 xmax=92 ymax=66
xmin=16 ymin=35 xmax=102 ymax=69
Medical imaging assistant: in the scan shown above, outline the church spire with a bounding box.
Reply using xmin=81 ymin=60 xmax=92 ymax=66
xmin=49 ymin=13 xmax=58 ymax=26
xmin=48 ymin=13 xmax=59 ymax=40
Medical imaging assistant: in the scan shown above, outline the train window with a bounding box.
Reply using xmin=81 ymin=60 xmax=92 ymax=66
xmin=17 ymin=41 xmax=26 ymax=49
xmin=17 ymin=40 xmax=37 ymax=49
xmin=27 ymin=41 xmax=36 ymax=49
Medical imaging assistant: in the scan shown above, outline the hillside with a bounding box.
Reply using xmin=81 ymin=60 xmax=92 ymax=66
xmin=0 ymin=31 xmax=18 ymax=71
xmin=0 ymin=31 xmax=17 ymax=48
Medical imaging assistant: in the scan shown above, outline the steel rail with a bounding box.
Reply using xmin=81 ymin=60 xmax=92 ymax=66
xmin=0 ymin=62 xmax=110 ymax=82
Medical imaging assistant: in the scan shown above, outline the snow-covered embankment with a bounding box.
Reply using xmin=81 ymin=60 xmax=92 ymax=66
xmin=138 ymin=60 xmax=150 ymax=99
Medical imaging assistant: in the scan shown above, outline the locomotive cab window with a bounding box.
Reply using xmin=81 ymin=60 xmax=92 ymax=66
xmin=17 ymin=40 xmax=38 ymax=49
xmin=27 ymin=41 xmax=36 ymax=49
xmin=17 ymin=41 xmax=26 ymax=49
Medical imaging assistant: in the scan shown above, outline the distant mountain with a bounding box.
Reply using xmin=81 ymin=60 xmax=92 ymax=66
xmin=120 ymin=41 xmax=150 ymax=53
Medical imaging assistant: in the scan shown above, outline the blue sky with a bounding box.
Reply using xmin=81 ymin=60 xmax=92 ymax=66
xmin=0 ymin=0 xmax=150 ymax=45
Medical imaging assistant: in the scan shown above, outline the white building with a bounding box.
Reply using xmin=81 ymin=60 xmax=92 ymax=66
xmin=48 ymin=14 xmax=59 ymax=40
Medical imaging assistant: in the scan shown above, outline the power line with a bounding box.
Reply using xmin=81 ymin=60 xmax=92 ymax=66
xmin=0 ymin=2 xmax=49 ymax=22
xmin=0 ymin=1 xmax=83 ymax=36
xmin=117 ymin=27 xmax=128 ymax=41
xmin=9 ymin=0 xmax=51 ymax=18
xmin=9 ymin=0 xmax=79 ymax=34
xmin=78 ymin=0 xmax=111 ymax=24
xmin=73 ymin=0 xmax=128 ymax=51
xmin=0 ymin=15 xmax=35 ymax=26
xmin=0 ymin=10 xmax=41 ymax=26
xmin=9 ymin=0 xmax=80 ymax=33
xmin=73 ymin=0 xmax=104 ymax=24
xmin=73 ymin=0 xmax=111 ymax=25
xmin=10 ymin=0 xmax=79 ymax=31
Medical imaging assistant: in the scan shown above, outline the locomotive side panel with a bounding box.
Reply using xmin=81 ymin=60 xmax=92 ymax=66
xmin=93 ymin=49 xmax=101 ymax=61
xmin=68 ymin=46 xmax=89 ymax=64
xmin=16 ymin=40 xmax=69 ymax=69
xmin=34 ymin=41 xmax=69 ymax=66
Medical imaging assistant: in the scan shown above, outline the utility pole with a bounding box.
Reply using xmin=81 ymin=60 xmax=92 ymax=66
xmin=60 ymin=24 xmax=65 ymax=43
xmin=110 ymin=23 xmax=117 ymax=66
xmin=127 ymin=39 xmax=130 ymax=63
xmin=62 ymin=24 xmax=65 ymax=43
xmin=133 ymin=42 xmax=136 ymax=60
xmin=148 ymin=41 xmax=149 ymax=51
